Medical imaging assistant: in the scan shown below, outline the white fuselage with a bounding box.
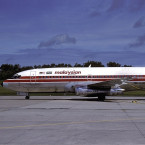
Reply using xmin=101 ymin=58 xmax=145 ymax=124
xmin=3 ymin=67 xmax=145 ymax=93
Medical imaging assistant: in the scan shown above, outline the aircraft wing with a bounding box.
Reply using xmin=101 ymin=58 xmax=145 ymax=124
xmin=74 ymin=78 xmax=126 ymax=98
xmin=87 ymin=79 xmax=123 ymax=90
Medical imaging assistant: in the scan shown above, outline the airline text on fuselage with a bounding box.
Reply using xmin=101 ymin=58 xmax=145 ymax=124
xmin=55 ymin=70 xmax=81 ymax=75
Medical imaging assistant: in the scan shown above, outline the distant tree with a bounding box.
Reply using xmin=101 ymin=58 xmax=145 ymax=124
xmin=83 ymin=61 xmax=104 ymax=67
xmin=107 ymin=62 xmax=121 ymax=67
xmin=57 ymin=63 xmax=65 ymax=67
xmin=21 ymin=66 xmax=33 ymax=71
xmin=123 ymin=65 xmax=132 ymax=67
xmin=1 ymin=64 xmax=13 ymax=71
xmin=13 ymin=64 xmax=21 ymax=72
xmin=67 ymin=64 xmax=72 ymax=67
xmin=56 ymin=63 xmax=72 ymax=67
xmin=34 ymin=65 xmax=42 ymax=68
xmin=64 ymin=64 xmax=68 ymax=67
xmin=0 ymin=64 xmax=21 ymax=80
xmin=74 ymin=63 xmax=82 ymax=67
xmin=50 ymin=63 xmax=56 ymax=68
xmin=42 ymin=64 xmax=50 ymax=68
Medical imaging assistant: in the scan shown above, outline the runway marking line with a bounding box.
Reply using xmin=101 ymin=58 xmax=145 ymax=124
xmin=0 ymin=117 xmax=145 ymax=130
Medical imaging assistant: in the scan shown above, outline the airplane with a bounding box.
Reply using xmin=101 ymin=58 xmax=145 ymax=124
xmin=1 ymin=67 xmax=145 ymax=101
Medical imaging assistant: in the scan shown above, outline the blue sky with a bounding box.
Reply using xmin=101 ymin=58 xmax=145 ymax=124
xmin=1 ymin=0 xmax=145 ymax=66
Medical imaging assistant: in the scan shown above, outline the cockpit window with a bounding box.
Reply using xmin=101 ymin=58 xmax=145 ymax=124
xmin=11 ymin=74 xmax=21 ymax=79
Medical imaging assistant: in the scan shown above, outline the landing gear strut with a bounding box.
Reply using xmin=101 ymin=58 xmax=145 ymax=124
xmin=98 ymin=94 xmax=106 ymax=101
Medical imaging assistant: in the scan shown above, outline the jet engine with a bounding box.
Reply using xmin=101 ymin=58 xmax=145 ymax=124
xmin=75 ymin=87 xmax=125 ymax=96
xmin=75 ymin=87 xmax=107 ymax=97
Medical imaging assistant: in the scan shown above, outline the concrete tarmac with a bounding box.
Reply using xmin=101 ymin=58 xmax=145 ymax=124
xmin=0 ymin=96 xmax=145 ymax=145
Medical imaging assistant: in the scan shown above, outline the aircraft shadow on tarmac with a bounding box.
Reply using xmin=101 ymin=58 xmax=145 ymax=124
xmin=0 ymin=97 xmax=145 ymax=102
xmin=0 ymin=97 xmax=99 ymax=101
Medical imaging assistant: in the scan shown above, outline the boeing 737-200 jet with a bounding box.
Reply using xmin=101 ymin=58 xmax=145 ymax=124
xmin=1 ymin=67 xmax=145 ymax=101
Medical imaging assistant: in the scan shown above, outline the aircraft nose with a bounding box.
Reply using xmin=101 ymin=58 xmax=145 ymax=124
xmin=1 ymin=82 xmax=3 ymax=87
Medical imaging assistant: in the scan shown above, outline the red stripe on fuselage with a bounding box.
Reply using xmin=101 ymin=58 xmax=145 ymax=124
xmin=4 ymin=78 xmax=145 ymax=83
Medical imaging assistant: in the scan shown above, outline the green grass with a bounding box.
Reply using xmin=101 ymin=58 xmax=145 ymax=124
xmin=0 ymin=84 xmax=145 ymax=96
xmin=0 ymin=85 xmax=75 ymax=96
xmin=121 ymin=90 xmax=145 ymax=96
xmin=0 ymin=85 xmax=17 ymax=96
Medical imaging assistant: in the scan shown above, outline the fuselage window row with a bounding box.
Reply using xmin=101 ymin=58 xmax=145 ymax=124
xmin=36 ymin=75 xmax=143 ymax=79
xmin=10 ymin=75 xmax=144 ymax=79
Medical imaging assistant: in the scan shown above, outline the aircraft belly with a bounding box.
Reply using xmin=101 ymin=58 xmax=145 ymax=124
xmin=7 ymin=81 xmax=98 ymax=93
xmin=18 ymin=82 xmax=67 ymax=92
xmin=4 ymin=82 xmax=22 ymax=92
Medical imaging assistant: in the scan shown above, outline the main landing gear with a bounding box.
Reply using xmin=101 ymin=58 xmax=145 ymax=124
xmin=25 ymin=94 xmax=30 ymax=100
xmin=25 ymin=96 xmax=30 ymax=100
xmin=98 ymin=94 xmax=106 ymax=101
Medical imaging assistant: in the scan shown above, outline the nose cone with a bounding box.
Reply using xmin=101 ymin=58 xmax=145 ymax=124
xmin=1 ymin=82 xmax=3 ymax=87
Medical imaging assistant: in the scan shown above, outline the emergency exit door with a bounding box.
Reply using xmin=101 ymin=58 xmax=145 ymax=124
xmin=30 ymin=71 xmax=36 ymax=83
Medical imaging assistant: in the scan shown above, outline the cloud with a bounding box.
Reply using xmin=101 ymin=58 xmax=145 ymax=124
xmin=88 ymin=0 xmax=145 ymax=17
xmin=129 ymin=0 xmax=145 ymax=12
xmin=133 ymin=16 xmax=145 ymax=28
xmin=107 ymin=0 xmax=125 ymax=12
xmin=129 ymin=33 xmax=145 ymax=48
xmin=38 ymin=34 xmax=76 ymax=48
xmin=89 ymin=0 xmax=125 ymax=17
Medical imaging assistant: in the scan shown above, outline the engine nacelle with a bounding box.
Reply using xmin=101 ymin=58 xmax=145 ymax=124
xmin=75 ymin=88 xmax=107 ymax=97
xmin=108 ymin=88 xmax=125 ymax=95
xmin=75 ymin=87 xmax=125 ymax=96
xmin=64 ymin=83 xmax=75 ymax=92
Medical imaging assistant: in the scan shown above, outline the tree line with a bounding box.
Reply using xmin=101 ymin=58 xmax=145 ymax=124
xmin=0 ymin=61 xmax=132 ymax=80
